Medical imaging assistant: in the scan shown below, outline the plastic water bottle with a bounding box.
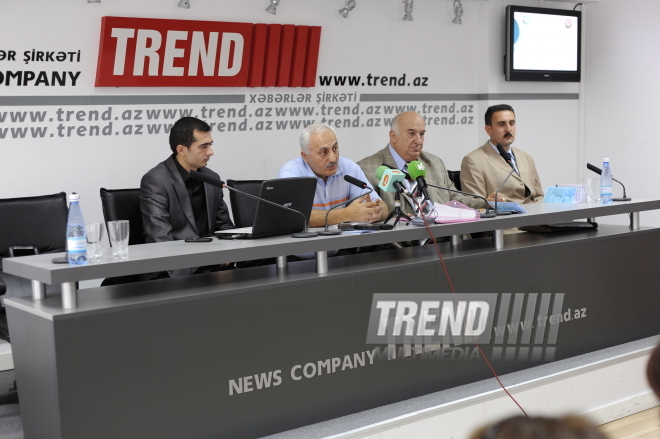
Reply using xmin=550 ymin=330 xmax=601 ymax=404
xmin=67 ymin=193 xmax=87 ymax=265
xmin=600 ymin=158 xmax=613 ymax=205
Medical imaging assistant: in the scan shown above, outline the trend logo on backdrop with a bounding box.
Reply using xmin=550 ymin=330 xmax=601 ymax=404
xmin=95 ymin=16 xmax=322 ymax=88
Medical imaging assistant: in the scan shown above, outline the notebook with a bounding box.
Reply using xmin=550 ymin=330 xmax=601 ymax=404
xmin=486 ymin=201 xmax=527 ymax=214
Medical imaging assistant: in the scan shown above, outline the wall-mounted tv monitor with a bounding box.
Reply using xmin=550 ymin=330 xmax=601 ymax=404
xmin=505 ymin=5 xmax=581 ymax=82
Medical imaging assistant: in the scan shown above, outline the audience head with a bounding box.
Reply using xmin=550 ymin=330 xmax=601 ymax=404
xmin=389 ymin=111 xmax=426 ymax=162
xmin=646 ymin=341 xmax=660 ymax=399
xmin=299 ymin=123 xmax=339 ymax=182
xmin=469 ymin=415 xmax=608 ymax=439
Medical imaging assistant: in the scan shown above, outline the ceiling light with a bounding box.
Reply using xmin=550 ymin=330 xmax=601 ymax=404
xmin=339 ymin=0 xmax=356 ymax=18
xmin=178 ymin=0 xmax=190 ymax=8
xmin=453 ymin=0 xmax=463 ymax=24
xmin=266 ymin=0 xmax=280 ymax=15
xmin=403 ymin=0 xmax=413 ymax=21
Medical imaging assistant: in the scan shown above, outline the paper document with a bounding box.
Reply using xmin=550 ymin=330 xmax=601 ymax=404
xmin=431 ymin=204 xmax=478 ymax=224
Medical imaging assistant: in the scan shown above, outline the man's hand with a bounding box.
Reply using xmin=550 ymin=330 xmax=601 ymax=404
xmin=487 ymin=192 xmax=507 ymax=202
xmin=307 ymin=195 xmax=389 ymax=227
xmin=344 ymin=194 xmax=382 ymax=223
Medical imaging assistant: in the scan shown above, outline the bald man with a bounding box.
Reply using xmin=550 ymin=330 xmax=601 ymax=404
xmin=279 ymin=123 xmax=388 ymax=227
xmin=357 ymin=111 xmax=484 ymax=215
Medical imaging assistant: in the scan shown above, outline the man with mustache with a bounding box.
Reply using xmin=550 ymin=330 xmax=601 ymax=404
xmin=460 ymin=104 xmax=544 ymax=204
xmin=279 ymin=123 xmax=388 ymax=227
xmin=358 ymin=111 xmax=484 ymax=216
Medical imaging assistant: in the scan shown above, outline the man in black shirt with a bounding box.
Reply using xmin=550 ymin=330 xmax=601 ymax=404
xmin=140 ymin=117 xmax=234 ymax=277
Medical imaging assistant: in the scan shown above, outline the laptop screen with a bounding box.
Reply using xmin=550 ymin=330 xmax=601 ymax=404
xmin=218 ymin=177 xmax=317 ymax=239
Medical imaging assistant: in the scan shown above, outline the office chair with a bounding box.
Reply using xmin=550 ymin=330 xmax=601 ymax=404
xmin=447 ymin=170 xmax=462 ymax=191
xmin=99 ymin=188 xmax=145 ymax=246
xmin=0 ymin=192 xmax=68 ymax=306
xmin=99 ymin=188 xmax=145 ymax=286
xmin=225 ymin=180 xmax=264 ymax=228
xmin=0 ymin=192 xmax=69 ymax=406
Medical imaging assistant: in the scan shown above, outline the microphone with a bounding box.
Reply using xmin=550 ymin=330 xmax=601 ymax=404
xmin=496 ymin=143 xmax=515 ymax=170
xmin=424 ymin=183 xmax=496 ymax=218
xmin=319 ymin=175 xmax=374 ymax=236
xmin=586 ymin=163 xmax=631 ymax=201
xmin=493 ymin=168 xmax=516 ymax=215
xmin=379 ymin=163 xmax=411 ymax=180
xmin=376 ymin=166 xmax=413 ymax=225
xmin=343 ymin=175 xmax=368 ymax=189
xmin=407 ymin=160 xmax=431 ymax=201
xmin=189 ymin=171 xmax=318 ymax=238
xmin=376 ymin=166 xmax=410 ymax=195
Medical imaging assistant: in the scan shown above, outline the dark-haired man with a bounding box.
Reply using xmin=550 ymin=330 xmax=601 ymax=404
xmin=140 ymin=117 xmax=234 ymax=276
xmin=460 ymin=104 xmax=544 ymax=204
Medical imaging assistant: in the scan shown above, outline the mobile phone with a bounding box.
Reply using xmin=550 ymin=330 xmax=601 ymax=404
xmin=185 ymin=237 xmax=213 ymax=243
xmin=338 ymin=223 xmax=354 ymax=231
xmin=354 ymin=224 xmax=382 ymax=231
xmin=353 ymin=223 xmax=394 ymax=231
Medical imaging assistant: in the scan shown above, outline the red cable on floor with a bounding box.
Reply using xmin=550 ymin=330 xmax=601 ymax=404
xmin=413 ymin=200 xmax=529 ymax=417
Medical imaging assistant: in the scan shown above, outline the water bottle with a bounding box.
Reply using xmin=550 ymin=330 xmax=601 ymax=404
xmin=67 ymin=193 xmax=87 ymax=265
xmin=600 ymin=158 xmax=613 ymax=205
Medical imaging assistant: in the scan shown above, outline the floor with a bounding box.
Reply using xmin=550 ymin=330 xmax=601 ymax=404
xmin=600 ymin=407 xmax=660 ymax=439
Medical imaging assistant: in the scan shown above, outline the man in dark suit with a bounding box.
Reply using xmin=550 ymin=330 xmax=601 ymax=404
xmin=140 ymin=117 xmax=234 ymax=277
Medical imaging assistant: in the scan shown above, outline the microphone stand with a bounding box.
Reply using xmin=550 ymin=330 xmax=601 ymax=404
xmin=425 ymin=184 xmax=496 ymax=218
xmin=384 ymin=189 xmax=412 ymax=226
xmin=586 ymin=163 xmax=631 ymax=202
xmin=320 ymin=188 xmax=373 ymax=236
xmin=493 ymin=168 xmax=516 ymax=216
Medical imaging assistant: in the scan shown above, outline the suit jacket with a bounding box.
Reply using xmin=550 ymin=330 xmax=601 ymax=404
xmin=357 ymin=146 xmax=483 ymax=215
xmin=460 ymin=142 xmax=544 ymax=204
xmin=140 ymin=157 xmax=234 ymax=244
xmin=139 ymin=157 xmax=234 ymax=278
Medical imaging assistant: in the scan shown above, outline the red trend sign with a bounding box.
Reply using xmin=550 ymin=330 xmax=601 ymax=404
xmin=95 ymin=16 xmax=321 ymax=88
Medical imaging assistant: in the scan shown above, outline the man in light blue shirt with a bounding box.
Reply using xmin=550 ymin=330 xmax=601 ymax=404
xmin=279 ymin=123 xmax=388 ymax=227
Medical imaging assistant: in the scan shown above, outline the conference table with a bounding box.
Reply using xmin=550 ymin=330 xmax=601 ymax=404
xmin=4 ymin=200 xmax=660 ymax=439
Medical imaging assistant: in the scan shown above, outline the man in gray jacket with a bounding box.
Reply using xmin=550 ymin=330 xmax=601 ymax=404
xmin=140 ymin=117 xmax=234 ymax=277
xmin=358 ymin=111 xmax=484 ymax=216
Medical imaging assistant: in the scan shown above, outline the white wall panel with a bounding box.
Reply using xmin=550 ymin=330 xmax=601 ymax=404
xmin=0 ymin=0 xmax=578 ymax=226
xmin=584 ymin=0 xmax=660 ymax=226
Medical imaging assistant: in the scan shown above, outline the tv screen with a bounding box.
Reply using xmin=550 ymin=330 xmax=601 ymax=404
xmin=505 ymin=5 xmax=581 ymax=82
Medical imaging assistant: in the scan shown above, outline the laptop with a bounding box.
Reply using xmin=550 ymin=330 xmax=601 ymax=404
xmin=216 ymin=177 xmax=317 ymax=239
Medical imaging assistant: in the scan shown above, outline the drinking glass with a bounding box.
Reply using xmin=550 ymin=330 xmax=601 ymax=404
xmin=584 ymin=177 xmax=600 ymax=204
xmin=85 ymin=222 xmax=104 ymax=263
xmin=108 ymin=220 xmax=129 ymax=260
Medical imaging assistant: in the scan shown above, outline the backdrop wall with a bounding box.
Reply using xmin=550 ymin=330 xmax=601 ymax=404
xmin=0 ymin=0 xmax=581 ymax=226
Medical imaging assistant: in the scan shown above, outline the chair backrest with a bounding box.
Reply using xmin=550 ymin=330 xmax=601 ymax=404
xmin=100 ymin=188 xmax=145 ymax=246
xmin=447 ymin=170 xmax=462 ymax=192
xmin=225 ymin=180 xmax=264 ymax=228
xmin=0 ymin=192 xmax=68 ymax=258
